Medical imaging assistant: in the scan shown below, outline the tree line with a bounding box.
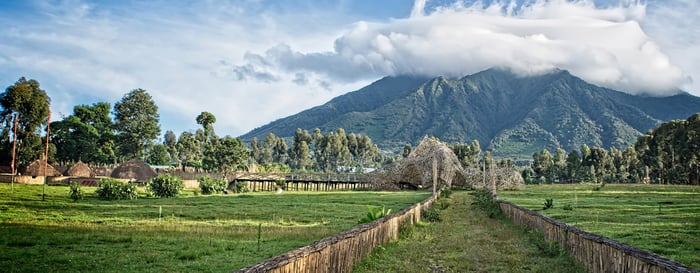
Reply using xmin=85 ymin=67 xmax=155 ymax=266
xmin=0 ymin=77 xmax=383 ymax=174
xmin=527 ymin=113 xmax=700 ymax=185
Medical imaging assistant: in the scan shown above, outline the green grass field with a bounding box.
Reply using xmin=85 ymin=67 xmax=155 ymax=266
xmin=0 ymin=184 xmax=430 ymax=272
xmin=352 ymin=191 xmax=587 ymax=273
xmin=499 ymin=184 xmax=700 ymax=270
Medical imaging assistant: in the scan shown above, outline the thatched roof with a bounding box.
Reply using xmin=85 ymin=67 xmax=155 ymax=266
xmin=110 ymin=159 xmax=157 ymax=181
xmin=370 ymin=136 xmax=525 ymax=191
xmin=65 ymin=161 xmax=93 ymax=177
xmin=462 ymin=167 xmax=525 ymax=190
xmin=370 ymin=137 xmax=466 ymax=190
xmin=23 ymin=160 xmax=62 ymax=177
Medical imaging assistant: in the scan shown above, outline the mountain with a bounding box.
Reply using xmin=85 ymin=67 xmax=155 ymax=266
xmin=241 ymin=69 xmax=700 ymax=158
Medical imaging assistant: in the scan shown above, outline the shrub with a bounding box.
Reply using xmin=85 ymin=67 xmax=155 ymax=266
xmin=436 ymin=198 xmax=450 ymax=210
xmin=471 ymin=189 xmax=503 ymax=218
xmin=422 ymin=207 xmax=441 ymax=222
xmin=358 ymin=205 xmax=392 ymax=224
xmin=233 ymin=181 xmax=249 ymax=193
xmin=198 ymin=176 xmax=227 ymax=195
xmin=147 ymin=174 xmax=184 ymax=198
xmin=96 ymin=178 xmax=138 ymax=200
xmin=440 ymin=186 xmax=453 ymax=199
xmin=69 ymin=183 xmax=83 ymax=202
xmin=542 ymin=198 xmax=554 ymax=210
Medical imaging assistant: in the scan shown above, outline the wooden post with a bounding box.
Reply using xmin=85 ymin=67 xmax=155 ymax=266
xmin=42 ymin=110 xmax=51 ymax=201
xmin=490 ymin=157 xmax=497 ymax=200
xmin=10 ymin=114 xmax=18 ymax=194
xmin=432 ymin=156 xmax=437 ymax=195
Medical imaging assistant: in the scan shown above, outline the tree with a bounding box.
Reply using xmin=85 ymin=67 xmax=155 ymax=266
xmin=113 ymin=89 xmax=160 ymax=160
xmin=147 ymin=144 xmax=171 ymax=166
xmin=289 ymin=129 xmax=312 ymax=169
xmin=261 ymin=133 xmax=277 ymax=164
xmin=164 ymin=130 xmax=178 ymax=165
xmin=196 ymin=111 xmax=216 ymax=144
xmin=0 ymin=77 xmax=51 ymax=167
xmin=202 ymin=136 xmax=249 ymax=174
xmin=51 ymin=102 xmax=115 ymax=164
xmin=177 ymin=131 xmax=201 ymax=171
xmin=565 ymin=150 xmax=581 ymax=183
xmin=553 ymin=148 xmax=567 ymax=182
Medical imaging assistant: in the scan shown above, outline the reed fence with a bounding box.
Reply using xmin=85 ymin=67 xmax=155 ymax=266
xmin=498 ymin=201 xmax=698 ymax=273
xmin=235 ymin=192 xmax=439 ymax=273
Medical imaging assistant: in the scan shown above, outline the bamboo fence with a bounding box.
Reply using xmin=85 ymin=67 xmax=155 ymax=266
xmin=235 ymin=193 xmax=439 ymax=273
xmin=498 ymin=201 xmax=698 ymax=273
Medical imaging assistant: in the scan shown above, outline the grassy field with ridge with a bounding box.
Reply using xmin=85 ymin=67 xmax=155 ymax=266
xmin=0 ymin=184 xmax=429 ymax=272
xmin=499 ymin=184 xmax=700 ymax=270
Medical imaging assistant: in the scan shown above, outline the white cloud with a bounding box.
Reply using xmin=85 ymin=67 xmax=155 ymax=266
xmin=0 ymin=0 xmax=698 ymax=138
xmin=235 ymin=0 xmax=689 ymax=96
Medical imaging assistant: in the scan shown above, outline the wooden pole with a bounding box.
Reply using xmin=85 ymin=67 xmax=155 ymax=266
xmin=432 ymin=156 xmax=437 ymax=195
xmin=490 ymin=157 xmax=497 ymax=200
xmin=42 ymin=110 xmax=51 ymax=201
xmin=10 ymin=114 xmax=18 ymax=194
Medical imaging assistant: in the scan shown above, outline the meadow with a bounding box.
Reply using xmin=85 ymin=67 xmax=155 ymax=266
xmin=499 ymin=184 xmax=700 ymax=270
xmin=0 ymin=184 xmax=430 ymax=272
xmin=352 ymin=191 xmax=587 ymax=273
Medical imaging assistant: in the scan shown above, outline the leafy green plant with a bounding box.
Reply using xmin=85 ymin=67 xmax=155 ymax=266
xmin=69 ymin=183 xmax=83 ymax=202
xmin=358 ymin=205 xmax=392 ymax=224
xmin=440 ymin=186 xmax=453 ymax=199
xmin=96 ymin=178 xmax=138 ymax=200
xmin=233 ymin=181 xmax=249 ymax=193
xmin=436 ymin=198 xmax=450 ymax=210
xmin=147 ymin=174 xmax=183 ymax=198
xmin=471 ymin=189 xmax=503 ymax=218
xmin=563 ymin=204 xmax=574 ymax=211
xmin=421 ymin=207 xmax=441 ymax=222
xmin=542 ymin=198 xmax=554 ymax=210
xmin=198 ymin=176 xmax=227 ymax=195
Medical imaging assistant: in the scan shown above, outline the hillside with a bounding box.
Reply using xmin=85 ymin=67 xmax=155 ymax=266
xmin=241 ymin=69 xmax=700 ymax=158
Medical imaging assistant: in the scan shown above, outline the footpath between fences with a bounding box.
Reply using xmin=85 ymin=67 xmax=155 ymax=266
xmin=497 ymin=201 xmax=698 ymax=273
xmin=235 ymin=193 xmax=439 ymax=273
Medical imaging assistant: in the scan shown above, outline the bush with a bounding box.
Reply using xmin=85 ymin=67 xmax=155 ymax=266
xmin=96 ymin=178 xmax=138 ymax=200
xmin=422 ymin=207 xmax=441 ymax=222
xmin=233 ymin=181 xmax=249 ymax=193
xmin=147 ymin=174 xmax=184 ymax=198
xmin=440 ymin=186 xmax=453 ymax=199
xmin=435 ymin=198 xmax=450 ymax=210
xmin=69 ymin=183 xmax=83 ymax=202
xmin=358 ymin=205 xmax=392 ymax=224
xmin=542 ymin=198 xmax=554 ymax=210
xmin=198 ymin=176 xmax=227 ymax=195
xmin=471 ymin=189 xmax=503 ymax=218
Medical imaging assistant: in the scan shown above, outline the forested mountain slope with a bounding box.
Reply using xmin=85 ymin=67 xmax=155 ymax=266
xmin=242 ymin=69 xmax=700 ymax=158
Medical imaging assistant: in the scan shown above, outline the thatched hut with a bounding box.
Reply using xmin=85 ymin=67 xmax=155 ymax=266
xmin=110 ymin=159 xmax=157 ymax=182
xmin=22 ymin=160 xmax=62 ymax=177
xmin=371 ymin=137 xmax=467 ymax=190
xmin=65 ymin=161 xmax=93 ymax=177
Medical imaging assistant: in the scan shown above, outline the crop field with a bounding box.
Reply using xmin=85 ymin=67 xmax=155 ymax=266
xmin=0 ymin=184 xmax=430 ymax=272
xmin=499 ymin=184 xmax=700 ymax=270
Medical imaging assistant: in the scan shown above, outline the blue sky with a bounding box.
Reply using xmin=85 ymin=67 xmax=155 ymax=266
xmin=1 ymin=0 xmax=698 ymax=138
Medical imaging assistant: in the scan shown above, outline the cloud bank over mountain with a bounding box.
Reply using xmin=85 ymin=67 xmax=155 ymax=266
xmin=0 ymin=0 xmax=697 ymax=137
xmin=233 ymin=0 xmax=688 ymax=96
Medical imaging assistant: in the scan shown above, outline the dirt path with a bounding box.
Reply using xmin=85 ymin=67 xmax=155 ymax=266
xmin=352 ymin=191 xmax=587 ymax=273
